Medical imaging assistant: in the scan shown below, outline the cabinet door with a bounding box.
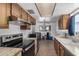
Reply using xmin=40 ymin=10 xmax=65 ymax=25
xmin=30 ymin=16 xmax=36 ymax=25
xmin=58 ymin=15 xmax=69 ymax=30
xmin=28 ymin=15 xmax=31 ymax=23
xmin=58 ymin=16 xmax=63 ymax=29
xmin=26 ymin=24 xmax=31 ymax=30
xmin=54 ymin=39 xmax=60 ymax=56
xmin=0 ymin=3 xmax=9 ymax=28
xmin=62 ymin=15 xmax=69 ymax=29
xmin=58 ymin=18 xmax=61 ymax=29
xmin=54 ymin=39 xmax=56 ymax=50
xmin=12 ymin=3 xmax=21 ymax=18
xmin=7 ymin=3 xmax=10 ymax=17
xmin=20 ymin=25 xmax=27 ymax=30
xmin=56 ymin=40 xmax=60 ymax=56
xmin=22 ymin=9 xmax=28 ymax=21
xmin=59 ymin=43 xmax=64 ymax=56
xmin=32 ymin=19 xmax=36 ymax=25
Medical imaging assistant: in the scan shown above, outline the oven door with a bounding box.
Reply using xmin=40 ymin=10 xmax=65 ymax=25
xmin=1 ymin=38 xmax=23 ymax=48
xmin=22 ymin=41 xmax=35 ymax=56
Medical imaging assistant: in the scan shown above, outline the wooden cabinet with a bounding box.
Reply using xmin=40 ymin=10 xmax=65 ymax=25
xmin=54 ymin=39 xmax=60 ymax=56
xmin=54 ymin=38 xmax=64 ymax=56
xmin=28 ymin=15 xmax=31 ymax=23
xmin=58 ymin=15 xmax=69 ymax=29
xmin=0 ymin=3 xmax=9 ymax=28
xmin=22 ymin=9 xmax=28 ymax=21
xmin=0 ymin=3 xmax=36 ymax=29
xmin=20 ymin=24 xmax=31 ymax=30
xmin=29 ymin=16 xmax=36 ymax=25
xmin=31 ymin=19 xmax=36 ymax=25
xmin=26 ymin=24 xmax=31 ymax=30
xmin=12 ymin=3 xmax=21 ymax=18
xmin=59 ymin=43 xmax=64 ymax=56
xmin=20 ymin=25 xmax=27 ymax=30
xmin=7 ymin=3 xmax=10 ymax=17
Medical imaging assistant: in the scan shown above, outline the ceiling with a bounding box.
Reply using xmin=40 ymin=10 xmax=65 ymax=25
xmin=35 ymin=3 xmax=55 ymax=17
xmin=53 ymin=3 xmax=79 ymax=17
xmin=18 ymin=3 xmax=79 ymax=22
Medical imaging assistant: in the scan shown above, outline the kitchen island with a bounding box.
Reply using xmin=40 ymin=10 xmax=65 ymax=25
xmin=54 ymin=35 xmax=79 ymax=56
xmin=0 ymin=47 xmax=22 ymax=56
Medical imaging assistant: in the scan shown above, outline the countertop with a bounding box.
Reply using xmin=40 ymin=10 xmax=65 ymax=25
xmin=23 ymin=39 xmax=34 ymax=49
xmin=0 ymin=47 xmax=22 ymax=56
xmin=54 ymin=35 xmax=79 ymax=56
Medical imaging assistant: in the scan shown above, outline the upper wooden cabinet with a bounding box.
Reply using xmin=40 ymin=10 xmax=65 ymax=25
xmin=0 ymin=3 xmax=9 ymax=28
xmin=58 ymin=15 xmax=69 ymax=30
xmin=54 ymin=38 xmax=64 ymax=56
xmin=28 ymin=15 xmax=36 ymax=25
xmin=7 ymin=3 xmax=10 ymax=17
xmin=22 ymin=9 xmax=28 ymax=21
xmin=0 ymin=3 xmax=36 ymax=29
xmin=20 ymin=25 xmax=27 ymax=30
xmin=31 ymin=18 xmax=36 ymax=25
xmin=28 ymin=15 xmax=31 ymax=23
xmin=20 ymin=24 xmax=31 ymax=30
xmin=12 ymin=3 xmax=21 ymax=18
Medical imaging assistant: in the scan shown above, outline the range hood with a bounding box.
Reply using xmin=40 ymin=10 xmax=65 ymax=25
xmin=8 ymin=16 xmax=31 ymax=25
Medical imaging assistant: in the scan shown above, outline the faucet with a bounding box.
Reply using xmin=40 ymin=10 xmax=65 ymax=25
xmin=64 ymin=33 xmax=67 ymax=38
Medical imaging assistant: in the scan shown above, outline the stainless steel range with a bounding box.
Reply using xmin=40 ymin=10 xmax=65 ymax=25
xmin=0 ymin=33 xmax=35 ymax=56
xmin=0 ymin=33 xmax=23 ymax=48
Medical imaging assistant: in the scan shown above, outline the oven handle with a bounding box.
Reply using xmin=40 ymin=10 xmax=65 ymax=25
xmin=23 ymin=43 xmax=34 ymax=51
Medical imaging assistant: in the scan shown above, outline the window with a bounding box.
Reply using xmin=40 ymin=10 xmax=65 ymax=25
xmin=39 ymin=25 xmax=51 ymax=31
xmin=45 ymin=25 xmax=51 ymax=31
xmin=75 ymin=14 xmax=79 ymax=32
xmin=39 ymin=25 xmax=43 ymax=31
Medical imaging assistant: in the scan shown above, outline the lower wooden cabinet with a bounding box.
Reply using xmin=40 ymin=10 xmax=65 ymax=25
xmin=54 ymin=39 xmax=60 ymax=56
xmin=59 ymin=43 xmax=64 ymax=56
xmin=54 ymin=38 xmax=64 ymax=56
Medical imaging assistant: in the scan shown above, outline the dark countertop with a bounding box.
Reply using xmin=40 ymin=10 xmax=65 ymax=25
xmin=23 ymin=40 xmax=34 ymax=49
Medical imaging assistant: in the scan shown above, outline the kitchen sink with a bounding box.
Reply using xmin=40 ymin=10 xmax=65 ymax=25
xmin=60 ymin=37 xmax=79 ymax=45
xmin=70 ymin=36 xmax=79 ymax=43
xmin=58 ymin=35 xmax=79 ymax=45
xmin=62 ymin=39 xmax=79 ymax=45
xmin=59 ymin=35 xmax=71 ymax=39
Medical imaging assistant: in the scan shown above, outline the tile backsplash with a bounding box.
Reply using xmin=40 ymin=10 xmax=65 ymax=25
xmin=0 ymin=23 xmax=32 ymax=38
xmin=0 ymin=24 xmax=21 ymax=35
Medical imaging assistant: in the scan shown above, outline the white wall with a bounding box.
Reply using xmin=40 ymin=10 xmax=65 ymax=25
xmin=50 ymin=16 xmax=69 ymax=36
xmin=36 ymin=17 xmax=57 ymax=36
